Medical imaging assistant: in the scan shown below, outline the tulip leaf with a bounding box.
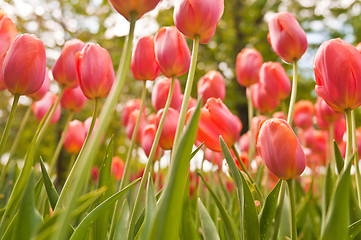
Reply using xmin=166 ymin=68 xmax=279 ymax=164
xmin=333 ymin=140 xmax=344 ymax=175
xmin=147 ymin=99 xmax=201 ymax=240
xmin=180 ymin=178 xmax=198 ymax=240
xmin=39 ymin=157 xmax=59 ymax=210
xmin=323 ymin=163 xmax=334 ymax=221
xmin=69 ymin=178 xmax=140 ymax=240
xmin=259 ymin=180 xmax=282 ymax=240
xmin=349 ymin=219 xmax=361 ymax=239
xmin=198 ymin=198 xmax=220 ymax=240
xmin=191 ymin=142 xmax=204 ymax=159
xmin=113 ymin=200 xmax=130 ymax=240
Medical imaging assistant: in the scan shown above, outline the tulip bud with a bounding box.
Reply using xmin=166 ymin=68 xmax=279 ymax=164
xmin=60 ymin=86 xmax=88 ymax=113
xmin=174 ymin=0 xmax=224 ymax=44
xmin=147 ymin=113 xmax=158 ymax=126
xmin=131 ymin=36 xmax=160 ymax=81
xmin=27 ymin=69 xmax=51 ymax=101
xmin=251 ymin=115 xmax=268 ymax=136
xmin=152 ymin=77 xmax=182 ymax=111
xmin=63 ymin=120 xmax=86 ymax=154
xmin=111 ymin=156 xmax=125 ymax=180
xmin=239 ymin=131 xmax=250 ymax=153
xmin=0 ymin=11 xmax=17 ymax=61
xmin=293 ymin=100 xmax=314 ymax=129
xmin=259 ymin=62 xmax=291 ymax=100
xmin=122 ymin=99 xmax=143 ymax=126
xmin=189 ymin=98 xmax=242 ymax=152
xmin=315 ymin=97 xmax=342 ymax=130
xmin=334 ymin=117 xmax=346 ymax=144
xmin=32 ymin=92 xmax=61 ymax=124
xmin=247 ymin=82 xmax=279 ymax=114
xmin=197 ymin=70 xmax=225 ymax=104
xmin=314 ymin=38 xmax=361 ymax=113
xmin=268 ymin=12 xmax=308 ymax=63
xmin=108 ymin=0 xmax=161 ymax=21
xmin=256 ymin=118 xmax=306 ymax=180
xmin=75 ymin=43 xmax=115 ymax=99
xmin=3 ymin=34 xmax=46 ymax=95
xmin=52 ymin=39 xmax=85 ymax=88
xmin=272 ymin=111 xmax=286 ymax=120
xmin=156 ymin=107 xmax=179 ymax=150
xmin=125 ymin=109 xmax=145 ymax=143
xmin=236 ymin=48 xmax=263 ymax=87
xmin=141 ymin=124 xmax=162 ymax=160
xmin=154 ymin=27 xmax=191 ymax=77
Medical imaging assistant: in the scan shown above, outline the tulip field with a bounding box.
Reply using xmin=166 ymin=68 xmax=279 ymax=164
xmin=1 ymin=0 xmax=361 ymax=239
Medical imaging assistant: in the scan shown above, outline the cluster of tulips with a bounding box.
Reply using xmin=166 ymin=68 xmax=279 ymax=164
xmin=1 ymin=0 xmax=361 ymax=239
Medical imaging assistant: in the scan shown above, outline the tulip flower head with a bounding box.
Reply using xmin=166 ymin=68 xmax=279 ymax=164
xmin=314 ymin=97 xmax=343 ymax=130
xmin=293 ymin=100 xmax=314 ymax=129
xmin=108 ymin=0 xmax=161 ymax=21
xmin=156 ymin=107 xmax=179 ymax=150
xmin=141 ymin=124 xmax=162 ymax=160
xmin=247 ymin=82 xmax=279 ymax=114
xmin=256 ymin=118 xmax=306 ymax=180
xmin=27 ymin=69 xmax=51 ymax=101
xmin=314 ymin=38 xmax=361 ymax=113
xmin=268 ymin=12 xmax=308 ymax=63
xmin=235 ymin=48 xmax=263 ymax=87
xmin=197 ymin=70 xmax=226 ymax=104
xmin=204 ymin=148 xmax=223 ymax=170
xmin=63 ymin=120 xmax=86 ymax=154
xmin=174 ymin=0 xmax=224 ymax=44
xmin=121 ymin=99 xmax=146 ymax=126
xmin=125 ymin=109 xmax=146 ymax=144
xmin=0 ymin=11 xmax=17 ymax=61
xmin=60 ymin=86 xmax=88 ymax=113
xmin=32 ymin=92 xmax=61 ymax=124
xmin=152 ymin=77 xmax=182 ymax=111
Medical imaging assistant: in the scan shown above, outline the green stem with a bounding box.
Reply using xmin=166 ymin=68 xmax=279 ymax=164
xmin=155 ymin=158 xmax=161 ymax=192
xmin=286 ymin=179 xmax=297 ymax=240
xmin=52 ymin=12 xmax=137 ymax=240
xmin=172 ymin=35 xmax=200 ymax=158
xmin=287 ymin=60 xmax=298 ymax=125
xmin=247 ymin=87 xmax=255 ymax=163
xmin=272 ymin=181 xmax=286 ymax=240
xmin=328 ymin=123 xmax=335 ymax=172
xmin=0 ymin=94 xmax=20 ymax=158
xmin=119 ymin=80 xmax=147 ymax=189
xmin=351 ymin=110 xmax=361 ymax=207
xmin=49 ymin=112 xmax=74 ymax=175
xmin=345 ymin=109 xmax=352 ymax=169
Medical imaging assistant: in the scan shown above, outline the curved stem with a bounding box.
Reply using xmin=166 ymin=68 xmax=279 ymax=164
xmin=345 ymin=109 xmax=352 ymax=169
xmin=172 ymin=35 xmax=200 ymax=157
xmin=247 ymin=87 xmax=255 ymax=163
xmin=351 ymin=110 xmax=361 ymax=207
xmin=120 ymin=80 xmax=147 ymax=189
xmin=287 ymin=60 xmax=298 ymax=125
xmin=287 ymin=179 xmax=297 ymax=240
xmin=0 ymin=94 xmax=20 ymax=159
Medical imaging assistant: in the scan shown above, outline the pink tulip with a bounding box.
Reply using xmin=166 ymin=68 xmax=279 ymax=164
xmin=239 ymin=131 xmax=250 ymax=153
xmin=197 ymin=70 xmax=225 ymax=104
xmin=315 ymin=97 xmax=342 ymax=130
xmin=156 ymin=107 xmax=179 ymax=150
xmin=0 ymin=11 xmax=17 ymax=61
xmin=141 ymin=124 xmax=162 ymax=160
xmin=152 ymin=77 xmax=182 ymax=111
xmin=293 ymin=100 xmax=314 ymax=129
xmin=125 ymin=109 xmax=145 ymax=144
xmin=204 ymin=148 xmax=223 ymax=169
xmin=247 ymin=82 xmax=279 ymax=114
xmin=122 ymin=99 xmax=143 ymax=126
xmin=111 ymin=156 xmax=125 ymax=180
xmin=27 ymin=69 xmax=51 ymax=101
xmin=334 ymin=117 xmax=346 ymax=144
xmin=236 ymin=48 xmax=263 ymax=87
xmin=108 ymin=0 xmax=161 ymax=21
xmin=32 ymin=92 xmax=61 ymax=124
xmin=174 ymin=0 xmax=224 ymax=44
xmin=60 ymin=86 xmax=88 ymax=113
xmin=251 ymin=115 xmax=268 ymax=136
xmin=63 ymin=120 xmax=86 ymax=154
xmin=272 ymin=111 xmax=286 ymax=119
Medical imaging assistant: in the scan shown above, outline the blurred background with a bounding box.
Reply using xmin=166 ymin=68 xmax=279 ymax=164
xmin=1 ymin=0 xmax=360 ymax=183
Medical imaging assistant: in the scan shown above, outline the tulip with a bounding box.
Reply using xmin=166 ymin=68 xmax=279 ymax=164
xmin=174 ymin=0 xmax=224 ymax=44
xmin=63 ymin=120 xmax=86 ymax=154
xmin=141 ymin=124 xmax=162 ymax=160
xmin=267 ymin=12 xmax=308 ymax=63
xmin=154 ymin=27 xmax=191 ymax=77
xmin=111 ymin=156 xmax=125 ymax=180
xmin=60 ymin=86 xmax=88 ymax=113
xmin=122 ymin=99 xmax=143 ymax=126
xmin=334 ymin=117 xmax=346 ymax=144
xmin=190 ymin=98 xmax=242 ymax=152
xmin=315 ymin=97 xmax=342 ymax=130
xmin=293 ymin=100 xmax=314 ymax=129
xmin=32 ymin=92 xmax=61 ymax=124
xmin=256 ymin=118 xmax=306 ymax=180
xmin=273 ymin=111 xmax=286 ymax=119
xmin=52 ymin=39 xmax=85 ymax=89
xmin=235 ymin=48 xmax=263 ymax=87
xmin=260 ymin=62 xmax=291 ymax=100
xmin=204 ymin=148 xmax=223 ymax=169
xmin=84 ymin=117 xmax=102 ymax=140
xmin=314 ymin=38 xmax=361 ymax=113
xmin=125 ymin=109 xmax=145 ymax=144
xmin=197 ymin=70 xmax=225 ymax=104
xmin=247 ymin=82 xmax=279 ymax=114
xmin=91 ymin=166 xmax=99 ymax=183
xmin=27 ymin=69 xmax=51 ymax=101
xmin=147 ymin=113 xmax=158 ymax=126
xmin=152 ymin=77 xmax=182 ymax=111
xmin=239 ymin=131 xmax=250 ymax=153
xmin=108 ymin=0 xmax=161 ymax=21
xmin=75 ymin=43 xmax=115 ymax=99
xmin=2 ymin=34 xmax=46 ymax=95
xmin=131 ymin=36 xmax=160 ymax=81
xmin=251 ymin=115 xmax=268 ymax=136
xmin=356 ymin=42 xmax=361 ymax=53
xmin=156 ymin=107 xmax=179 ymax=150
xmin=0 ymin=11 xmax=17 ymax=61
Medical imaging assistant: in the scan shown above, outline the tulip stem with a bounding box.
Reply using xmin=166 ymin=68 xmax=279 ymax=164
xmin=345 ymin=109 xmax=352 ymax=169
xmin=49 ymin=111 xmax=74 ymax=175
xmin=120 ymin=81 xmax=147 ymax=190
xmin=125 ymin=76 xmax=176 ymax=240
xmin=272 ymin=180 xmax=286 ymax=240
xmin=247 ymin=86 xmax=255 ymax=163
xmin=327 ymin=123 xmax=335 ymax=172
xmin=0 ymin=94 xmax=20 ymax=159
xmin=351 ymin=110 xmax=361 ymax=206
xmin=286 ymin=179 xmax=297 ymax=240
xmin=172 ymin=35 xmax=200 ymax=159
xmin=51 ymin=11 xmax=137 ymax=240
xmin=287 ymin=60 xmax=298 ymax=125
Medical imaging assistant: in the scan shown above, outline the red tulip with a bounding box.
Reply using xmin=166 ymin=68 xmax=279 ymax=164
xmin=152 ymin=77 xmax=182 ymax=111
xmin=247 ymin=82 xmax=279 ymax=114
xmin=3 ymin=34 xmax=46 ymax=95
xmin=141 ymin=124 xmax=162 ymax=160
xmin=251 ymin=115 xmax=268 ymax=136
xmin=154 ymin=27 xmax=191 ymax=77
xmin=0 ymin=11 xmax=17 ymax=61
xmin=267 ymin=12 xmax=308 ymax=63
xmin=190 ymin=98 xmax=242 ymax=152
xmin=314 ymin=38 xmax=361 ymax=113
xmin=204 ymin=148 xmax=223 ymax=169
xmin=315 ymin=97 xmax=342 ymax=130
xmin=293 ymin=100 xmax=314 ymax=129
xmin=156 ymin=107 xmax=179 ymax=150
xmin=75 ymin=43 xmax=115 ymax=99
xmin=256 ymin=118 xmax=306 ymax=180
xmin=131 ymin=36 xmax=160 ymax=81
xmin=259 ymin=62 xmax=291 ymax=100
xmin=125 ymin=109 xmax=146 ymax=143
xmin=32 ymin=92 xmax=61 ymax=124
xmin=91 ymin=166 xmax=99 ymax=183
xmin=60 ymin=86 xmax=88 ymax=113
xmin=27 ymin=69 xmax=51 ymax=101
xmin=239 ymin=131 xmax=250 ymax=153
xmin=84 ymin=117 xmax=103 ymax=144
xmin=197 ymin=70 xmax=225 ymax=104
xmin=108 ymin=0 xmax=161 ymax=21
xmin=174 ymin=0 xmax=224 ymax=44
xmin=111 ymin=156 xmax=125 ymax=180
xmin=334 ymin=117 xmax=346 ymax=144
xmin=52 ymin=39 xmax=85 ymax=89
xmin=122 ymin=99 xmax=144 ymax=126
xmin=272 ymin=111 xmax=286 ymax=119
xmin=235 ymin=48 xmax=263 ymax=87
xmin=63 ymin=120 xmax=86 ymax=154
xmin=356 ymin=127 xmax=361 ymax=155
xmin=146 ymin=113 xmax=158 ymax=126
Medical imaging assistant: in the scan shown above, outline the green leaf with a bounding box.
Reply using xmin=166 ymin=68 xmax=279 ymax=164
xmin=39 ymin=157 xmax=59 ymax=210
xmin=334 ymin=140 xmax=344 ymax=175
xmin=113 ymin=200 xmax=130 ymax=240
xmin=198 ymin=173 xmax=240 ymax=240
xmin=259 ymin=180 xmax=282 ymax=240
xmin=180 ymin=178 xmax=198 ymax=240
xmin=198 ymin=198 xmax=220 ymax=240
xmin=349 ymin=219 xmax=361 ymax=239
xmin=138 ymin=174 xmax=156 ymax=239
xmin=69 ymin=178 xmax=140 ymax=240
xmin=190 ymin=142 xmax=204 ymax=159
xmin=147 ymin=99 xmax=201 ymax=240
xmin=322 ymin=164 xmax=334 ymax=222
